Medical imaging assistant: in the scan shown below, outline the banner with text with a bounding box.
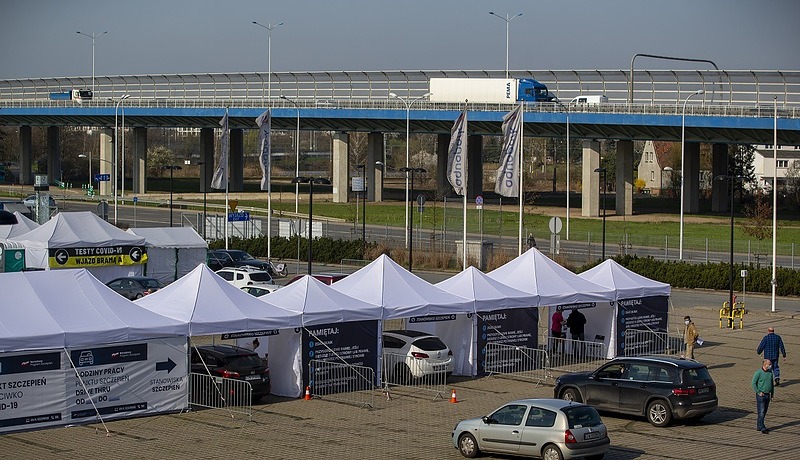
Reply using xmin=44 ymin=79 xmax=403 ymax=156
xmin=302 ymin=321 xmax=379 ymax=392
xmin=477 ymin=308 xmax=539 ymax=376
xmin=48 ymin=246 xmax=147 ymax=268
xmin=616 ymin=296 xmax=669 ymax=356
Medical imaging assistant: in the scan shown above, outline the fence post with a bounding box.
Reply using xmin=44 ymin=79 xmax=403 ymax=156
xmin=705 ymin=238 xmax=709 ymax=263
xmin=664 ymin=235 xmax=668 ymax=262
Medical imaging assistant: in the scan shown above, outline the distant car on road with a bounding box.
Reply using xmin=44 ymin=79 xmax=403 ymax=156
xmin=22 ymin=194 xmax=57 ymax=210
xmin=106 ymin=276 xmax=164 ymax=300
xmin=452 ymin=398 xmax=610 ymax=459
xmin=554 ymin=356 xmax=718 ymax=427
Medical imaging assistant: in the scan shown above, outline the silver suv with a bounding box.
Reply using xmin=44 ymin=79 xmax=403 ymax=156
xmin=216 ymin=266 xmax=274 ymax=288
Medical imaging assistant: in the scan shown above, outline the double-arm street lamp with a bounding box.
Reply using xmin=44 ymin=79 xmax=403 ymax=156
xmin=716 ymin=174 xmax=744 ymax=316
xmin=280 ymin=95 xmax=301 ymax=213
xmin=594 ymin=167 xmax=608 ymax=260
xmin=679 ymin=89 xmax=705 ymax=259
xmin=389 ymin=91 xmax=432 ymax=248
xmin=76 ymin=30 xmax=107 ymax=94
xmin=399 ymin=167 xmax=426 ymax=272
xmin=252 ymin=20 xmax=284 ymax=100
xmin=162 ymin=165 xmax=183 ymax=227
xmin=113 ymin=94 xmax=130 ymax=225
xmin=488 ymin=12 xmax=523 ymax=78
xmin=291 ymin=176 xmax=331 ymax=274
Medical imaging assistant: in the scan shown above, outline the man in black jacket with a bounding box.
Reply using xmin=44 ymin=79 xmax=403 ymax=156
xmin=566 ymin=309 xmax=587 ymax=359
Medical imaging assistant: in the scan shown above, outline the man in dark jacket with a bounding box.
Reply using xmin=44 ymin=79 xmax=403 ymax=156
xmin=566 ymin=309 xmax=587 ymax=358
xmin=757 ymin=327 xmax=787 ymax=386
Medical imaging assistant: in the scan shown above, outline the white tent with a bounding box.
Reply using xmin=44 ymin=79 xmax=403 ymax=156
xmin=0 ymin=211 xmax=39 ymax=239
xmin=8 ymin=211 xmax=147 ymax=282
xmin=127 ymin=227 xmax=208 ymax=284
xmin=488 ymin=248 xmax=616 ymax=306
xmin=579 ymin=259 xmax=671 ymax=299
xmin=436 ymin=266 xmax=540 ymax=311
xmin=135 ymin=264 xmax=302 ymax=336
xmin=0 ymin=269 xmax=188 ymax=352
xmin=331 ymin=254 xmax=473 ymax=319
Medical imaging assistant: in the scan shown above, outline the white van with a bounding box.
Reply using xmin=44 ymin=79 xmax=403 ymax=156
xmin=569 ymin=95 xmax=608 ymax=105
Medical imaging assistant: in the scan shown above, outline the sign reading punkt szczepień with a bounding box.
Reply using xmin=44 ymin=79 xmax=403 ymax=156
xmin=48 ymin=246 xmax=147 ymax=268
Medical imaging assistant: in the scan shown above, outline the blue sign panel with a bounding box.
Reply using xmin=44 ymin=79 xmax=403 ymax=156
xmin=227 ymin=211 xmax=250 ymax=222
xmin=94 ymin=173 xmax=111 ymax=182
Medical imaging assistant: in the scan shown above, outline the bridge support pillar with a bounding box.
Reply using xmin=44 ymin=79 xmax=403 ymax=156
xmin=132 ymin=127 xmax=147 ymax=194
xmin=99 ymin=128 xmax=114 ymax=196
xmin=616 ymin=140 xmax=633 ymax=216
xmin=230 ymin=129 xmax=244 ymax=192
xmin=367 ymin=132 xmax=382 ymax=202
xmin=19 ymin=126 xmax=32 ymax=185
xmin=436 ymin=133 xmax=449 ymax=197
xmin=467 ymin=134 xmax=482 ymax=199
xmin=684 ymin=143 xmax=700 ymax=213
xmin=200 ymin=128 xmax=214 ymax=193
xmin=47 ymin=126 xmax=61 ymax=185
xmin=332 ymin=132 xmax=349 ymax=203
xmin=711 ymin=143 xmax=728 ymax=212
xmin=581 ymin=140 xmax=601 ymax=217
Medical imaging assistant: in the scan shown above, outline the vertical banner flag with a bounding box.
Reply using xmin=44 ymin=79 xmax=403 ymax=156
xmin=211 ymin=111 xmax=229 ymax=190
xmin=447 ymin=108 xmax=468 ymax=195
xmin=495 ymin=104 xmax=522 ymax=197
xmin=256 ymin=110 xmax=271 ymax=191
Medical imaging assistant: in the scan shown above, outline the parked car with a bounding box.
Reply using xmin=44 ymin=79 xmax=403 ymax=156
xmin=206 ymin=250 xmax=235 ymax=271
xmin=286 ymin=273 xmax=348 ymax=285
xmin=190 ymin=344 xmax=271 ymax=401
xmin=241 ymin=284 xmax=281 ymax=297
xmin=22 ymin=194 xmax=57 ymax=210
xmin=106 ymin=276 xmax=164 ymax=300
xmin=452 ymin=398 xmax=610 ymax=459
xmin=208 ymin=249 xmax=274 ymax=274
xmin=216 ymin=266 xmax=274 ymax=287
xmin=382 ymin=330 xmax=453 ymax=383
xmin=553 ymin=356 xmax=718 ymax=427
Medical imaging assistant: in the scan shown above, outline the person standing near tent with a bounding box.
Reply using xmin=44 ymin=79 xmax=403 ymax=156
xmin=567 ymin=308 xmax=587 ymax=358
xmin=551 ymin=307 xmax=566 ymax=355
xmin=683 ymin=316 xmax=699 ymax=359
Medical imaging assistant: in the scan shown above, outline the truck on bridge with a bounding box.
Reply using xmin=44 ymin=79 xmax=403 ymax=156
xmin=429 ymin=78 xmax=555 ymax=104
xmin=48 ymin=89 xmax=93 ymax=102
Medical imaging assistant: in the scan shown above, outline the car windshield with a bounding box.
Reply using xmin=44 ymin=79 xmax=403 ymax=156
xmin=684 ymin=366 xmax=713 ymax=384
xmin=249 ymin=273 xmax=272 ymax=282
xmin=562 ymin=405 xmax=603 ymax=428
xmin=230 ymin=251 xmax=256 ymax=262
xmin=228 ymin=354 xmax=263 ymax=368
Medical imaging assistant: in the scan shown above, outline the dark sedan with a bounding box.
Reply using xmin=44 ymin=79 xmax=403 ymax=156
xmin=208 ymin=249 xmax=273 ymax=274
xmin=553 ymin=356 xmax=718 ymax=427
xmin=106 ymin=276 xmax=164 ymax=300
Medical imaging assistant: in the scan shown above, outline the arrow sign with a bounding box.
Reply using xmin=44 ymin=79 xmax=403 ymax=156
xmin=155 ymin=358 xmax=177 ymax=373
xmin=129 ymin=247 xmax=143 ymax=263
xmin=54 ymin=249 xmax=69 ymax=265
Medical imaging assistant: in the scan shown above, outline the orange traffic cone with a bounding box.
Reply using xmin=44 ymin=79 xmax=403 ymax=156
xmin=450 ymin=389 xmax=458 ymax=404
xmin=304 ymin=386 xmax=312 ymax=401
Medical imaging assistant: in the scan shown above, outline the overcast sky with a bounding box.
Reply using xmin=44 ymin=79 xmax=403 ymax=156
xmin=1 ymin=0 xmax=798 ymax=80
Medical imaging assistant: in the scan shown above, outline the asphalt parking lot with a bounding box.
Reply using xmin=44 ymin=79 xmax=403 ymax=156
xmin=1 ymin=303 xmax=798 ymax=459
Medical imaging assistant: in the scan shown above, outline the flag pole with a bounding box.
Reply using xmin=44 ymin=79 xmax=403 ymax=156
xmin=518 ymin=101 xmax=524 ymax=255
xmin=224 ymin=108 xmax=230 ymax=250
xmin=463 ymin=101 xmax=468 ymax=269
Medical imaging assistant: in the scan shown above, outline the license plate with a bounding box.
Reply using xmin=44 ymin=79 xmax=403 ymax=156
xmin=584 ymin=431 xmax=601 ymax=440
xmin=245 ymin=375 xmax=262 ymax=381
xmin=698 ymin=387 xmax=709 ymax=394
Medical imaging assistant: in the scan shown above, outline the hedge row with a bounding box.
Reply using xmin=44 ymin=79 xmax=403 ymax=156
xmin=209 ymin=235 xmax=370 ymax=264
xmin=579 ymin=255 xmax=800 ymax=297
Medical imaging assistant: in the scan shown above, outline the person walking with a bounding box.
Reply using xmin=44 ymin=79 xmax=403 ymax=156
xmin=752 ymin=359 xmax=775 ymax=434
xmin=566 ymin=309 xmax=587 ymax=358
xmin=757 ymin=327 xmax=787 ymax=386
xmin=683 ymin=315 xmax=699 ymax=360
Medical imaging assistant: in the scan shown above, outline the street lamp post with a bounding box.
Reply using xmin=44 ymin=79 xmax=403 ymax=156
xmin=389 ymin=91 xmax=431 ymax=248
xmin=661 ymin=166 xmax=673 ymax=196
xmin=488 ymin=12 xmax=523 ymax=78
xmin=280 ymin=95 xmax=301 ymax=213
xmin=76 ymin=30 xmax=107 ymax=94
xmin=252 ymin=20 xmax=284 ymax=100
xmin=400 ymin=167 xmax=426 ymax=272
xmin=197 ymin=161 xmax=207 ymax=240
xmin=594 ymin=167 xmax=607 ymax=260
xmin=717 ymin=174 xmax=743 ymax=318
xmin=113 ymin=94 xmax=130 ymax=225
xmin=291 ymin=176 xmax=331 ymax=274
xmin=355 ymin=164 xmax=367 ymax=257
xmin=679 ymin=89 xmax=705 ymax=260
xmin=162 ymin=165 xmax=182 ymax=227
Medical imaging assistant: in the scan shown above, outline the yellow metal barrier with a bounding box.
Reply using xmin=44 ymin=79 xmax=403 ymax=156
xmin=719 ymin=301 xmax=747 ymax=329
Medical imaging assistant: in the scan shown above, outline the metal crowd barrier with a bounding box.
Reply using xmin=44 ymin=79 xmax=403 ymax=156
xmin=622 ymin=329 xmax=676 ymax=357
xmin=188 ymin=372 xmax=253 ymax=420
xmin=309 ymin=359 xmax=376 ymax=409
xmin=382 ymin=352 xmax=449 ymax=401
xmin=545 ymin=337 xmax=608 ymax=375
xmin=483 ymin=343 xmax=550 ymax=385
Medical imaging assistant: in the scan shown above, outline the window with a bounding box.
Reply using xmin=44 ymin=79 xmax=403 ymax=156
xmin=597 ymin=363 xmax=625 ymax=379
xmin=625 ymin=364 xmax=650 ymax=381
xmin=526 ymin=408 xmax=557 ymax=427
xmin=492 ymin=404 xmax=527 ymax=426
xmin=651 ymin=171 xmax=655 ymax=181
xmin=563 ymin=405 xmax=603 ymax=428
xmin=777 ymin=160 xmax=788 ymax=168
xmin=217 ymin=271 xmax=234 ymax=281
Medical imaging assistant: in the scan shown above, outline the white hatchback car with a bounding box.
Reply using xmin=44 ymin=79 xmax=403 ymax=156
xmin=382 ymin=330 xmax=454 ymax=383
xmin=240 ymin=284 xmax=281 ymax=297
xmin=216 ymin=266 xmax=274 ymax=288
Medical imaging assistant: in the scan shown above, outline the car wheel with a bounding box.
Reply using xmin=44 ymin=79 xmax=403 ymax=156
xmin=647 ymin=399 xmax=673 ymax=427
xmin=134 ymin=293 xmax=144 ymax=299
xmin=542 ymin=444 xmax=563 ymax=460
xmin=457 ymin=433 xmax=479 ymax=458
xmin=561 ymin=388 xmax=582 ymax=403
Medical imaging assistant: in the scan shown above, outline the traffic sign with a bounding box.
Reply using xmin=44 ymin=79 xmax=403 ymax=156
xmin=548 ymin=216 xmax=563 ymax=234
xmin=417 ymin=194 xmax=426 ymax=206
xmin=228 ymin=211 xmax=250 ymax=222
xmin=95 ymin=173 xmax=111 ymax=182
xmin=475 ymin=195 xmax=483 ymax=205
xmin=133 ymin=196 xmax=139 ymax=203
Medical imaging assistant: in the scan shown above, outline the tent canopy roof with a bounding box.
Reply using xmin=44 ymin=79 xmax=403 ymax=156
xmin=126 ymin=227 xmax=208 ymax=249
xmin=0 ymin=211 xmax=39 ymax=239
xmin=579 ymin=259 xmax=671 ymax=299
xmin=436 ymin=266 xmax=540 ymax=311
xmin=8 ymin=211 xmax=145 ymax=248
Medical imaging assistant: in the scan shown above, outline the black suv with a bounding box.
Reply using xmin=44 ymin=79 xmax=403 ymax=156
xmin=190 ymin=345 xmax=271 ymax=401
xmin=207 ymin=249 xmax=273 ymax=274
xmin=553 ymin=356 xmax=718 ymax=427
